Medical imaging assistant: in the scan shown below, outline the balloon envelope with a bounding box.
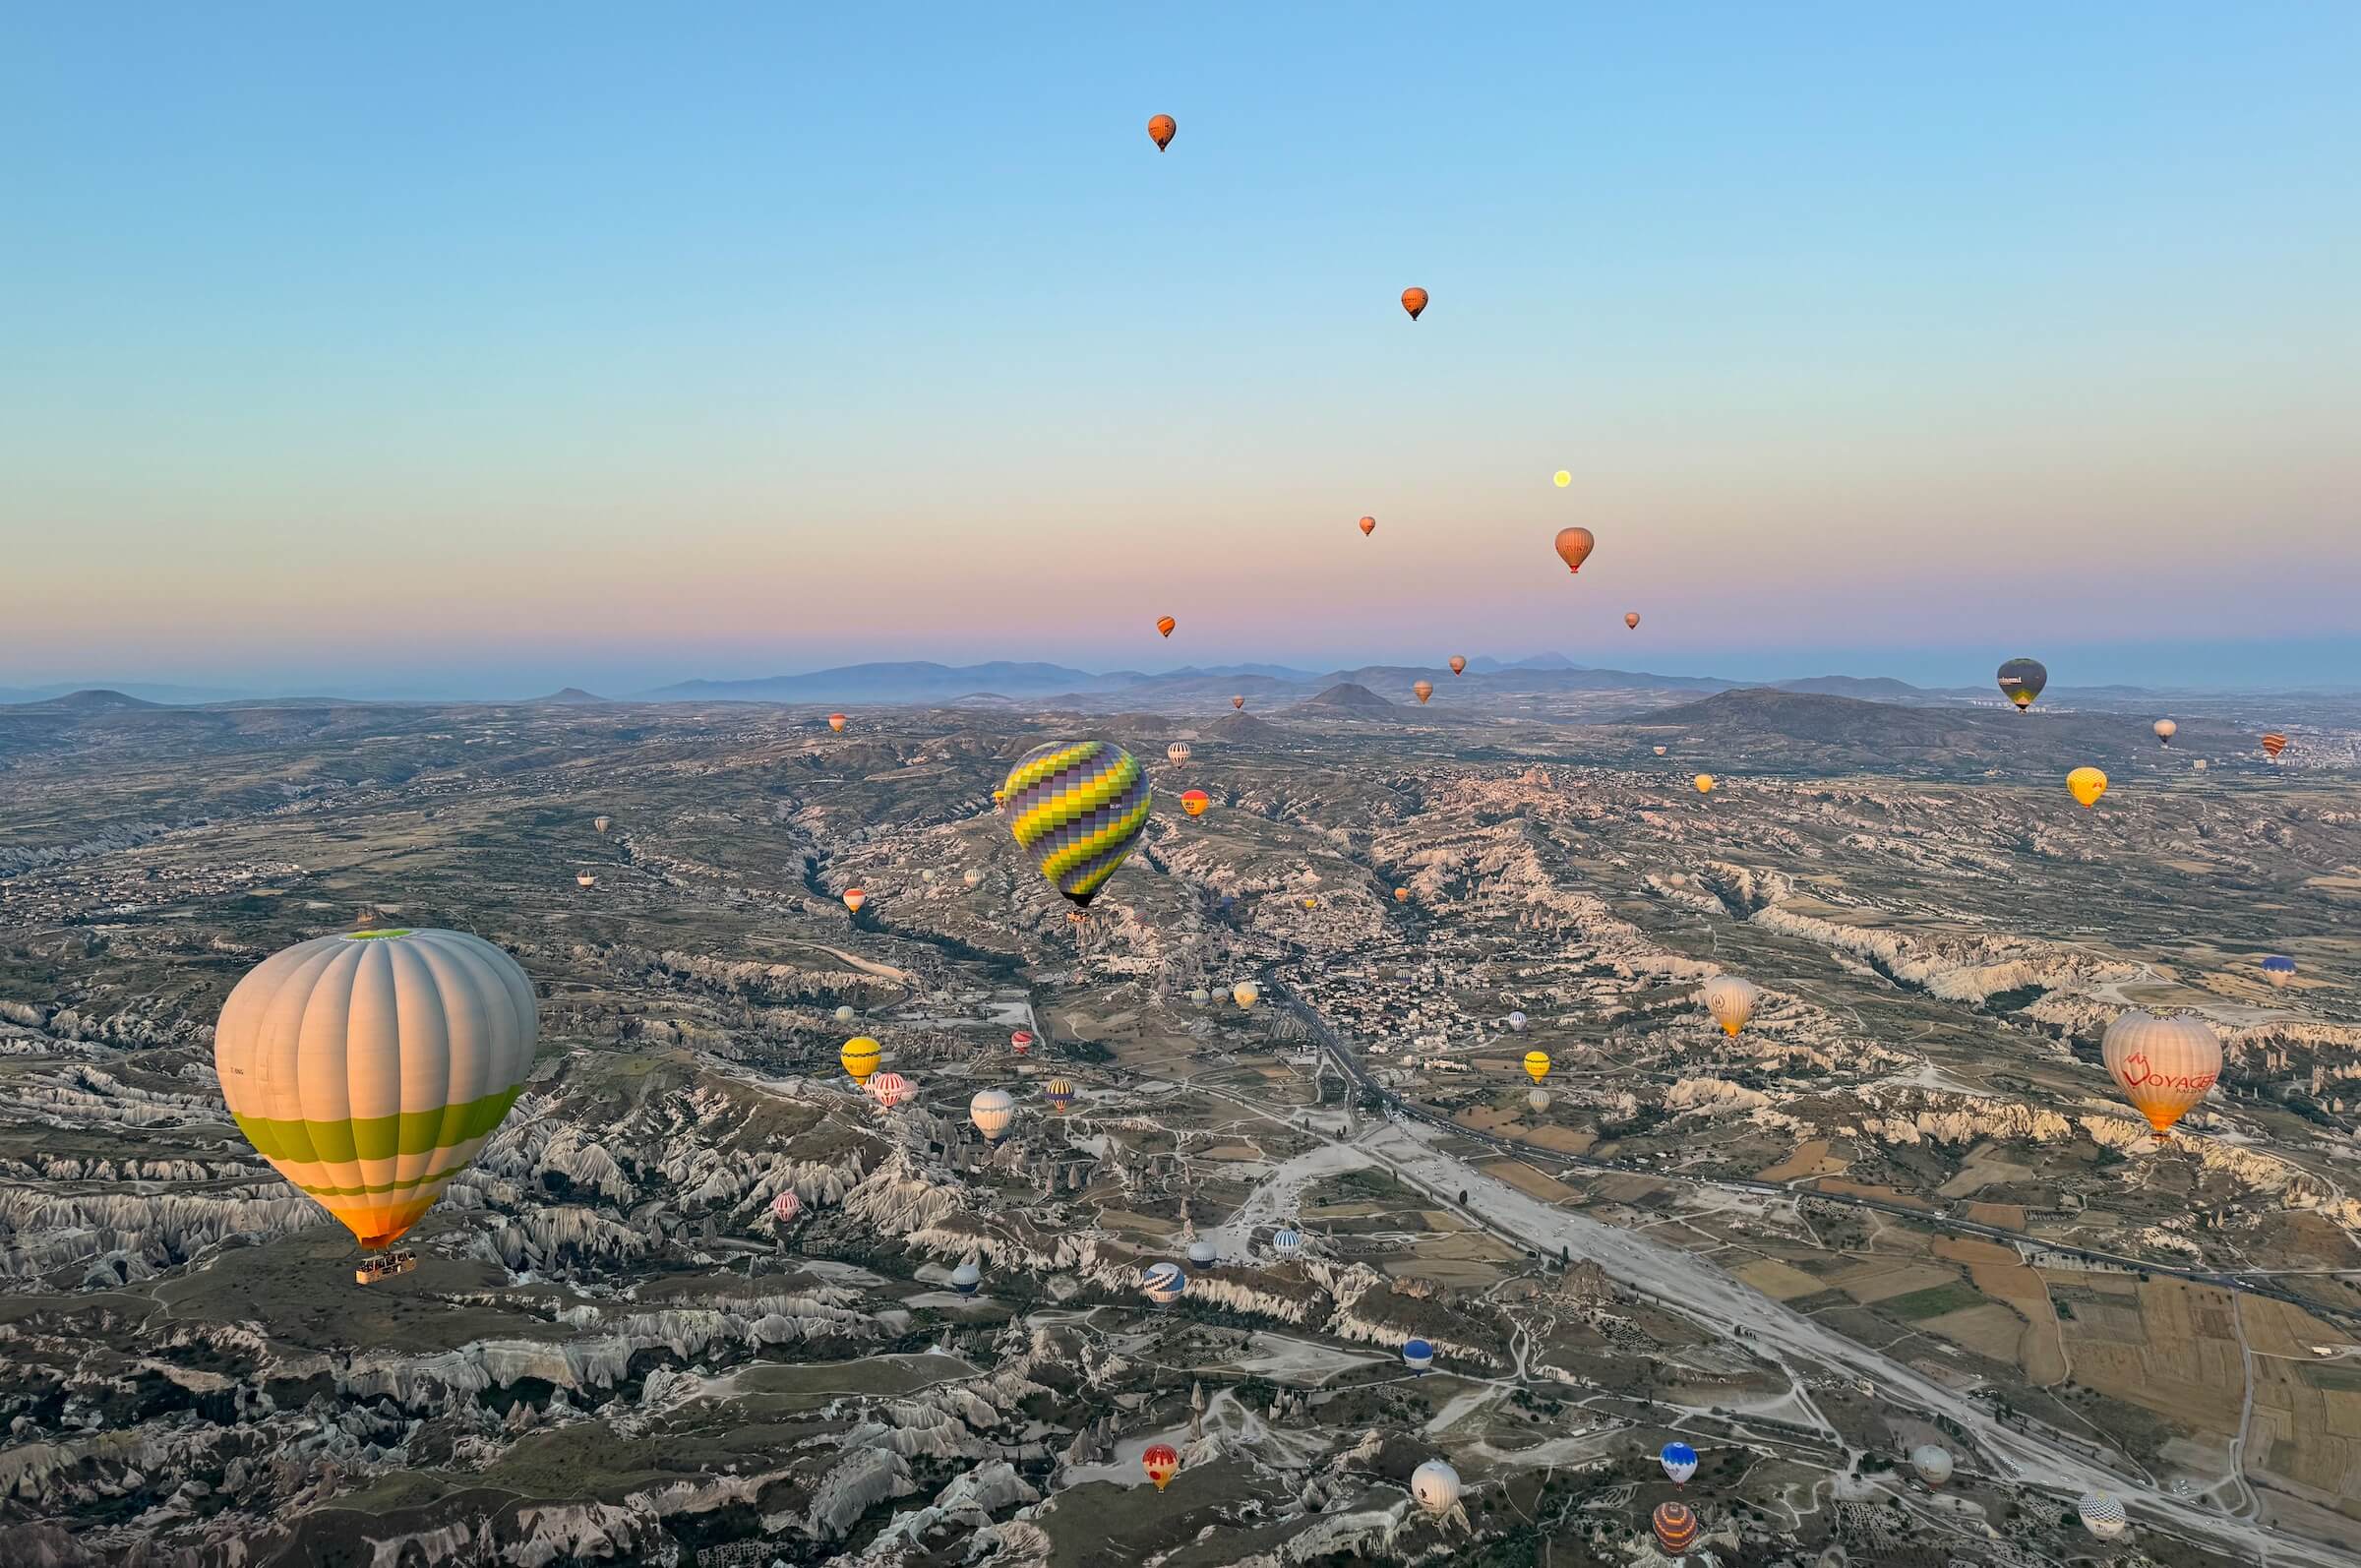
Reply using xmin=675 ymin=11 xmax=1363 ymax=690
xmin=1232 ymin=694 xmax=1245 ymax=709
xmin=1002 ymin=741 xmax=1152 ymax=908
xmin=841 ymin=1037 xmax=881 ymax=1083
xmin=2261 ymin=955 xmax=2296 ymax=988
xmin=843 ymin=888 xmax=867 ymax=913
xmin=1449 ymin=656 xmax=1466 ymax=675
xmin=1910 ymin=1444 xmax=1954 ymax=1485
xmin=1156 ymin=616 xmax=1177 ymax=638
xmin=1694 ymin=773 xmax=1717 ymax=795
xmin=963 ymin=869 xmax=983 ymax=888
xmin=1409 ymin=1459 xmax=1460 ymax=1515
xmin=1180 ymin=789 xmax=1210 ymax=816
xmin=1523 ymin=1050 xmax=1551 ymax=1083
xmin=1661 ymin=1441 xmax=1699 ymax=1484
xmin=1045 ymin=1077 xmax=1076 ymax=1112
xmin=827 ymin=713 xmax=847 ymax=732
xmin=1652 ymin=1501 xmax=1700 ymax=1554
xmin=2078 ymin=1491 xmax=2128 ymax=1538
xmin=1527 ymin=1087 xmax=1549 ymax=1114
xmin=1187 ymin=1237 xmax=1216 ymax=1267
xmin=1141 ymin=1261 xmax=1187 ymax=1303
xmin=1167 ymin=742 xmax=1191 ymax=765
xmin=2153 ymin=718 xmax=2177 ymax=745
xmin=1402 ymin=1337 xmax=1435 ymax=1371
xmin=2262 ymin=731 xmax=2288 ymax=757
xmin=1413 ymin=681 xmax=1433 ymax=703
xmin=1400 ymin=286 xmax=1428 ymax=320
xmin=771 ymin=1189 xmax=802 ymax=1224
xmin=951 ymin=1260 xmax=981 ymax=1295
xmin=1553 ymin=526 xmax=1596 ymax=573
xmin=2068 ymin=766 xmax=2108 ymax=808
xmin=868 ymin=1071 xmax=913 ymax=1109
xmin=1272 ymin=1227 xmax=1302 ymax=1257
xmin=1359 ymin=515 xmax=1376 ymax=536
xmin=970 ymin=1088 xmax=1016 ymax=1141
xmin=1997 ymin=658 xmax=2046 ymax=710
xmin=1624 ymin=612 xmax=1641 ymax=630
xmin=215 ymin=929 xmax=538 ymax=1251
xmin=2102 ymin=1010 xmax=2219 ymax=1136
xmin=1702 ymin=975 xmax=1761 ymax=1036
xmin=1142 ymin=1442 xmax=1180 ymax=1489
xmin=1146 ymin=113 xmax=1175 ymax=150
xmin=1233 ymin=981 xmax=1260 ymax=1008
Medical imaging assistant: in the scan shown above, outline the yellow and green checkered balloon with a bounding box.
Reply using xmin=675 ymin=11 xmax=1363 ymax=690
xmin=1001 ymin=740 xmax=1153 ymax=908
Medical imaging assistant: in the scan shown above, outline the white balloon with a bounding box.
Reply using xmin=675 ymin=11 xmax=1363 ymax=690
xmin=1409 ymin=1459 xmax=1462 ymax=1516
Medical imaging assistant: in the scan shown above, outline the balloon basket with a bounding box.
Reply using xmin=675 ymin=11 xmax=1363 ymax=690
xmin=355 ymin=1249 xmax=418 ymax=1286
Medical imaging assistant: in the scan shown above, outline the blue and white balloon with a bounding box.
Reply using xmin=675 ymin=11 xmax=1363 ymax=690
xmin=1661 ymin=1441 xmax=1699 ymax=1485
xmin=1402 ymin=1338 xmax=1435 ymax=1373
xmin=1272 ymin=1228 xmax=1302 ymax=1259
xmin=1142 ymin=1261 xmax=1187 ymax=1305
xmin=950 ymin=1260 xmax=981 ymax=1297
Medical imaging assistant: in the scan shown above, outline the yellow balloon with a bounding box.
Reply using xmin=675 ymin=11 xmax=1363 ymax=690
xmin=2068 ymin=766 xmax=2108 ymax=809
xmin=1552 ymin=470 xmax=1571 ymax=488
xmin=1693 ymin=774 xmax=1717 ymax=795
xmin=1523 ymin=1050 xmax=1551 ymax=1083
xmin=841 ymin=1036 xmax=881 ymax=1083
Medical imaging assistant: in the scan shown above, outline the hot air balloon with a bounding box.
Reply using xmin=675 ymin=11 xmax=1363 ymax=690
xmin=771 ymin=1189 xmax=802 ymax=1225
xmin=1002 ymin=741 xmax=1151 ymax=909
xmin=2153 ymin=718 xmax=2177 ymax=747
xmin=2261 ymin=955 xmax=2296 ymax=988
xmin=827 ymin=713 xmax=847 ymax=733
xmin=1507 ymin=1010 xmax=1528 ymax=1033
xmin=1527 ymin=1087 xmax=1549 ymax=1114
xmin=592 ymin=815 xmax=611 ymax=833
xmin=1523 ymin=1050 xmax=1550 ymax=1083
xmin=841 ymin=1037 xmax=880 ymax=1084
xmin=1146 ymin=113 xmax=1176 ymax=151
xmin=2077 ymin=1491 xmax=2128 ymax=1538
xmin=1180 ymin=788 xmax=1210 ymax=816
xmin=1301 ymin=896 xmax=1317 ymax=910
xmin=921 ymin=869 xmax=938 ymax=884
xmin=1186 ymin=1236 xmax=1216 ymax=1269
xmin=1167 ymin=742 xmax=1191 ymax=766
xmin=1233 ymin=981 xmax=1260 ymax=1009
xmin=1694 ymin=774 xmax=1717 ymax=795
xmin=1653 ymin=745 xmax=1667 ymax=756
xmin=1359 ymin=515 xmax=1376 ymax=537
xmin=576 ymin=874 xmax=596 ymax=887
xmin=1045 ymin=1077 xmax=1076 ymax=1112
xmin=1400 ymin=1336 xmax=1435 ymax=1372
xmin=213 ymin=930 xmax=537 ymax=1266
xmin=1010 ymin=1029 xmax=1034 ymax=1055
xmin=2068 ymin=766 xmax=2108 ymax=808
xmin=2102 ymin=1010 xmax=2219 ymax=1138
xmin=1272 ymin=1227 xmax=1302 ymax=1259
xmin=969 ymin=1087 xmax=1015 ymax=1141
xmin=1142 ymin=1442 xmax=1180 ymax=1490
xmin=963 ymin=869 xmax=983 ymax=889
xmin=1394 ymin=887 xmax=1410 ymax=903
xmin=843 ymin=887 xmax=867 ymax=913
xmin=950 ymin=1259 xmax=982 ymax=1296
xmin=1996 ymin=658 xmax=2046 ymax=711
xmin=1448 ymin=656 xmax=1467 ymax=676
xmin=1624 ymin=612 xmax=1640 ymax=631
xmin=1232 ymin=694 xmax=1245 ymax=709
xmin=1553 ymin=526 xmax=1595 ymax=573
xmin=1910 ymin=1445 xmax=1954 ymax=1486
xmin=1141 ymin=1261 xmax=1187 ymax=1304
xmin=2193 ymin=757 xmax=2209 ymax=771
xmin=1409 ymin=1459 xmax=1461 ymax=1517
xmin=1660 ymin=1441 xmax=1699 ymax=1485
xmin=1702 ymin=975 xmax=1760 ymax=1037
xmin=835 ymin=1004 xmax=856 ymax=1024
xmin=1156 ymin=616 xmax=1177 ymax=638
xmin=1400 ymin=286 xmax=1428 ymax=321
xmin=1552 ymin=469 xmax=1571 ymax=488
xmin=1413 ymin=681 xmax=1433 ymax=703
xmin=1652 ymin=1501 xmax=1700 ymax=1554
xmin=868 ymin=1071 xmax=913 ymax=1110
xmin=2262 ymin=731 xmax=2288 ymax=758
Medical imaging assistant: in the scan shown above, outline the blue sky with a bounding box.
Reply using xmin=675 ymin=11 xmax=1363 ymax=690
xmin=3 ymin=4 xmax=2355 ymax=697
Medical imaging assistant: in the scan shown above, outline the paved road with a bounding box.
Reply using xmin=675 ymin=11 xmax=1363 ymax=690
xmin=1279 ymin=989 xmax=2361 ymax=1568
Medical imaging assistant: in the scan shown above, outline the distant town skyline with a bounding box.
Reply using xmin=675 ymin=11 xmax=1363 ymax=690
xmin=6 ymin=6 xmax=2355 ymax=697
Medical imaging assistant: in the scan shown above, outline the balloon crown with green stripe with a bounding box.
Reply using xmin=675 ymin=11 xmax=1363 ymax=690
xmin=345 ymin=929 xmax=414 ymax=940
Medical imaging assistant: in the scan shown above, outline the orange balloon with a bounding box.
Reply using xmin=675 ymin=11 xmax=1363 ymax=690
xmin=1359 ymin=515 xmax=1375 ymax=536
xmin=1147 ymin=114 xmax=1176 ymax=151
xmin=842 ymin=888 xmax=866 ymax=913
xmin=1413 ymin=681 xmax=1433 ymax=704
xmin=1553 ymin=527 xmax=1595 ymax=573
xmin=1401 ymin=287 xmax=1428 ymax=321
xmin=2262 ymin=732 xmax=2288 ymax=758
xmin=1180 ymin=789 xmax=1209 ymax=817
xmin=1156 ymin=616 xmax=1177 ymax=638
xmin=1394 ymin=887 xmax=1410 ymax=903
xmin=1624 ymin=613 xmax=1640 ymax=631
xmin=827 ymin=712 xmax=847 ymax=732
xmin=1448 ymin=656 xmax=1466 ymax=675
xmin=1143 ymin=1442 xmax=1180 ymax=1490
xmin=1232 ymin=694 xmax=1244 ymax=709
